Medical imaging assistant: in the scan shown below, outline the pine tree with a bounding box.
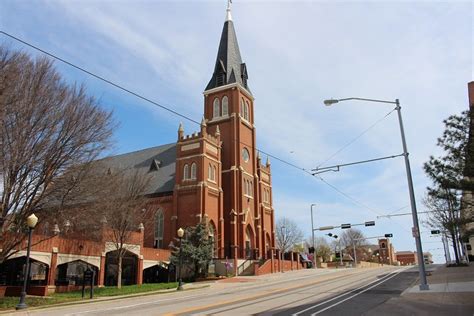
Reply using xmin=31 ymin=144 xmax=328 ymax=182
xmin=170 ymin=222 xmax=214 ymax=280
xmin=423 ymin=110 xmax=473 ymax=264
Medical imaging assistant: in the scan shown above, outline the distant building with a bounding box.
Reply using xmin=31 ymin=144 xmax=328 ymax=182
xmin=378 ymin=238 xmax=396 ymax=265
xmin=423 ymin=252 xmax=433 ymax=264
xmin=396 ymin=251 xmax=418 ymax=265
xmin=396 ymin=251 xmax=433 ymax=265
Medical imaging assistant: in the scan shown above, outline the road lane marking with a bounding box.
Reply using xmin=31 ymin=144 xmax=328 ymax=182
xmin=310 ymin=269 xmax=404 ymax=315
xmin=292 ymin=268 xmax=405 ymax=316
xmin=165 ymin=268 xmax=395 ymax=316
xmin=62 ymin=293 xmax=209 ymax=315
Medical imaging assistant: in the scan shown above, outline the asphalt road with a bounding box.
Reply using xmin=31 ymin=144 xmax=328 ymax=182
xmin=12 ymin=266 xmax=413 ymax=316
xmin=273 ymin=269 xmax=418 ymax=315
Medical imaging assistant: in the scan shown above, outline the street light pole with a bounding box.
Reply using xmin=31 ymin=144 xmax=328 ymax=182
xmin=310 ymin=204 xmax=316 ymax=268
xmin=353 ymin=242 xmax=357 ymax=268
xmin=177 ymin=228 xmax=184 ymax=291
xmin=16 ymin=214 xmax=38 ymax=310
xmin=339 ymin=239 xmax=343 ymax=266
xmin=323 ymin=97 xmax=429 ymax=290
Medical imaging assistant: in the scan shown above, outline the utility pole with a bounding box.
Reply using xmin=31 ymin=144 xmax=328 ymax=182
xmin=310 ymin=204 xmax=316 ymax=268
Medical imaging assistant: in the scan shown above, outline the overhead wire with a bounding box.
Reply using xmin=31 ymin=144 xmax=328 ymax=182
xmin=0 ymin=30 xmax=413 ymax=231
xmin=316 ymin=107 xmax=396 ymax=169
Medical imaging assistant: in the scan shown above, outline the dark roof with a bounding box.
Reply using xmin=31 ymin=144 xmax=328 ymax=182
xmin=99 ymin=143 xmax=176 ymax=195
xmin=205 ymin=20 xmax=251 ymax=93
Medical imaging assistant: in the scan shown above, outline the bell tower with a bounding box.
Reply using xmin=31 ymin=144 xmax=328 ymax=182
xmin=203 ymin=2 xmax=275 ymax=260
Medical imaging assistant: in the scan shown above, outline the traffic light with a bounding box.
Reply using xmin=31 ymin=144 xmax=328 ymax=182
xmin=365 ymin=221 xmax=375 ymax=226
xmin=327 ymin=233 xmax=333 ymax=237
xmin=431 ymin=230 xmax=440 ymax=235
xmin=341 ymin=223 xmax=351 ymax=229
xmin=309 ymin=247 xmax=315 ymax=253
xmin=384 ymin=233 xmax=393 ymax=238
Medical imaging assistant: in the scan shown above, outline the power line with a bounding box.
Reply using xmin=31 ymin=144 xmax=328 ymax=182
xmin=0 ymin=30 xmax=410 ymax=226
xmin=316 ymin=107 xmax=396 ymax=169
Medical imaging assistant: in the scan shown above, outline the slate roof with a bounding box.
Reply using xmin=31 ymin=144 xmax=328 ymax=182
xmin=205 ymin=20 xmax=251 ymax=93
xmin=99 ymin=143 xmax=176 ymax=195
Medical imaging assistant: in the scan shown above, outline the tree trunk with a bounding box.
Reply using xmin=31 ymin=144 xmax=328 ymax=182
xmin=451 ymin=231 xmax=460 ymax=264
xmin=117 ymin=254 xmax=122 ymax=289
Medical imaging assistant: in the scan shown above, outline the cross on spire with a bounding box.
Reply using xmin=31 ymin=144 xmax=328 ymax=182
xmin=226 ymin=0 xmax=232 ymax=21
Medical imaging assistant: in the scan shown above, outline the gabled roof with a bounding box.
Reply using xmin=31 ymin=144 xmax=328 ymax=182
xmin=205 ymin=17 xmax=251 ymax=93
xmin=99 ymin=143 xmax=176 ymax=195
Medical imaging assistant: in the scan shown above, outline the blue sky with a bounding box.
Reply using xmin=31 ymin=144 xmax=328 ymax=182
xmin=1 ymin=0 xmax=472 ymax=263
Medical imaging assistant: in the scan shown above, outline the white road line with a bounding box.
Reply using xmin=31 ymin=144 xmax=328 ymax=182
xmin=292 ymin=268 xmax=404 ymax=316
xmin=310 ymin=269 xmax=404 ymax=315
xmin=62 ymin=293 xmax=208 ymax=315
xmin=58 ymin=270 xmax=338 ymax=316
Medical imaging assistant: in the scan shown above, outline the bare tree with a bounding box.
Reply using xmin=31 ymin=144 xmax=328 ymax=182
xmin=339 ymin=228 xmax=366 ymax=262
xmin=306 ymin=236 xmax=332 ymax=262
xmin=98 ymin=169 xmax=154 ymax=288
xmin=0 ymin=46 xmax=113 ymax=263
xmin=276 ymin=217 xmax=303 ymax=253
xmin=340 ymin=228 xmax=366 ymax=249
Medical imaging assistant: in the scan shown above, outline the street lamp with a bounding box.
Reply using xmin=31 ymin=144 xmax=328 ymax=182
xmin=324 ymin=97 xmax=429 ymax=290
xmin=16 ymin=214 xmax=38 ymax=310
xmin=310 ymin=204 xmax=316 ymax=269
xmin=177 ymin=227 xmax=184 ymax=291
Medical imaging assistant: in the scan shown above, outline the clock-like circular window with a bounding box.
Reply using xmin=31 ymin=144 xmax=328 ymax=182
xmin=242 ymin=148 xmax=250 ymax=162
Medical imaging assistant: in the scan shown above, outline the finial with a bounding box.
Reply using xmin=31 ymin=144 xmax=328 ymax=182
xmin=226 ymin=0 xmax=232 ymax=21
xmin=178 ymin=122 xmax=184 ymax=139
xmin=266 ymin=156 xmax=271 ymax=166
xmin=257 ymin=151 xmax=261 ymax=160
xmin=201 ymin=116 xmax=207 ymax=127
xmin=215 ymin=125 xmax=221 ymax=136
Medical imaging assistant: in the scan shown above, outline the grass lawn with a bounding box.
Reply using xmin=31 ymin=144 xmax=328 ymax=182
xmin=0 ymin=282 xmax=178 ymax=310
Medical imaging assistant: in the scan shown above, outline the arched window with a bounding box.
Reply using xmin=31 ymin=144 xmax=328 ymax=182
xmin=191 ymin=162 xmax=197 ymax=180
xmin=240 ymin=98 xmax=245 ymax=116
xmin=249 ymin=181 xmax=253 ymax=196
xmin=208 ymin=164 xmax=212 ymax=180
xmin=222 ymin=96 xmax=229 ymax=116
xmin=244 ymin=101 xmax=250 ymax=121
xmin=213 ymin=98 xmax=220 ymax=118
xmin=154 ymin=210 xmax=164 ymax=248
xmin=183 ymin=164 xmax=189 ymax=180
xmin=213 ymin=166 xmax=217 ymax=181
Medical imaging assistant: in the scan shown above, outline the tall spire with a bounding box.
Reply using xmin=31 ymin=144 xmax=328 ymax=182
xmin=205 ymin=1 xmax=250 ymax=93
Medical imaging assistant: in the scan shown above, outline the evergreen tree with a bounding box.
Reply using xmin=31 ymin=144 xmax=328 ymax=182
xmin=423 ymin=110 xmax=473 ymax=264
xmin=170 ymin=222 xmax=214 ymax=279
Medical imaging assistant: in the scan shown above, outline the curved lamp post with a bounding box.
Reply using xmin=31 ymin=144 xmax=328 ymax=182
xmin=177 ymin=228 xmax=184 ymax=291
xmin=323 ymin=97 xmax=429 ymax=290
xmin=16 ymin=214 xmax=38 ymax=310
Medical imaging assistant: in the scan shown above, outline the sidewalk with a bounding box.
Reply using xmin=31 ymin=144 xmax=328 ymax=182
xmin=368 ymin=264 xmax=474 ymax=315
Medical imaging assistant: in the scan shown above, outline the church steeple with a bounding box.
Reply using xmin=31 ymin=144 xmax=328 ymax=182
xmin=205 ymin=1 xmax=250 ymax=93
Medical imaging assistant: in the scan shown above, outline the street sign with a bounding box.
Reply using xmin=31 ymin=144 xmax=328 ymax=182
xmin=365 ymin=221 xmax=375 ymax=226
xmin=341 ymin=224 xmax=351 ymax=229
xmin=319 ymin=226 xmax=334 ymax=231
xmin=431 ymin=230 xmax=440 ymax=235
xmin=384 ymin=233 xmax=393 ymax=238
xmin=412 ymin=227 xmax=419 ymax=238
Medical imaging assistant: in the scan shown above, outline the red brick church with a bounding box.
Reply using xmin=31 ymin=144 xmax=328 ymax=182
xmin=0 ymin=4 xmax=284 ymax=295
